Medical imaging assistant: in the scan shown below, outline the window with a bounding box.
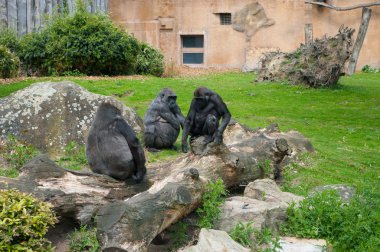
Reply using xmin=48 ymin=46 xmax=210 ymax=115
xmin=181 ymin=35 xmax=204 ymax=65
xmin=219 ymin=13 xmax=231 ymax=25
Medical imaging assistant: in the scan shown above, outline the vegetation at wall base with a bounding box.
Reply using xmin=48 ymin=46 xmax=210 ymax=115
xmin=0 ymin=189 xmax=58 ymax=251
xmin=0 ymin=0 xmax=164 ymax=77
xmin=0 ymin=45 xmax=20 ymax=78
xmin=197 ymin=179 xmax=228 ymax=229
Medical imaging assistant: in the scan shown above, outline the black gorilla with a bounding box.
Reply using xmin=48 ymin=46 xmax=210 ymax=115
xmin=182 ymin=87 xmax=231 ymax=153
xmin=86 ymin=103 xmax=146 ymax=183
xmin=144 ymin=88 xmax=185 ymax=151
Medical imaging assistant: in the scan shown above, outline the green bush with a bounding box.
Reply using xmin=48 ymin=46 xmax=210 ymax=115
xmin=0 ymin=189 xmax=58 ymax=251
xmin=18 ymin=0 xmax=164 ymax=76
xmin=362 ymin=64 xmax=380 ymax=73
xmin=136 ymin=43 xmax=164 ymax=76
xmin=0 ymin=45 xmax=20 ymax=78
xmin=197 ymin=179 xmax=228 ymax=229
xmin=281 ymin=189 xmax=380 ymax=251
xmin=68 ymin=225 xmax=100 ymax=252
xmin=0 ymin=29 xmax=20 ymax=53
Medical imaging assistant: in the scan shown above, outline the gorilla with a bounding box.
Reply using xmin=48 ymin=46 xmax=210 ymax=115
xmin=86 ymin=103 xmax=146 ymax=183
xmin=144 ymin=88 xmax=185 ymax=151
xmin=182 ymin=87 xmax=231 ymax=153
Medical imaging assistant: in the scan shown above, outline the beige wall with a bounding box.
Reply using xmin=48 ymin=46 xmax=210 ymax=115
xmin=109 ymin=0 xmax=380 ymax=71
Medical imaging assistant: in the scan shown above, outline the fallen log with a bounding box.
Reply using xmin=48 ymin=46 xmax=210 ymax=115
xmin=0 ymin=123 xmax=313 ymax=251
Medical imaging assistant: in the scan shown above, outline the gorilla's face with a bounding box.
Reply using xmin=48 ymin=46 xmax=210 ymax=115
xmin=159 ymin=88 xmax=177 ymax=110
xmin=167 ymin=95 xmax=177 ymax=110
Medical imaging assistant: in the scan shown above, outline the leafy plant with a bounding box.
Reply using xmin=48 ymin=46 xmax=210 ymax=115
xmin=68 ymin=225 xmax=100 ymax=252
xmin=136 ymin=42 xmax=164 ymax=76
xmin=361 ymin=64 xmax=380 ymax=73
xmin=229 ymin=221 xmax=255 ymax=248
xmin=168 ymin=221 xmax=189 ymax=251
xmin=0 ymin=189 xmax=58 ymax=251
xmin=56 ymin=141 xmax=87 ymax=170
xmin=0 ymin=45 xmax=20 ymax=78
xmin=230 ymin=222 xmax=282 ymax=252
xmin=0 ymin=135 xmax=39 ymax=170
xmin=281 ymin=188 xmax=380 ymax=251
xmin=197 ymin=179 xmax=228 ymax=229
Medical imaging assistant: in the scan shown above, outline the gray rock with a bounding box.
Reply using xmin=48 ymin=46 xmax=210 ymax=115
xmin=0 ymin=81 xmax=143 ymax=156
xmin=279 ymin=237 xmax=327 ymax=252
xmin=244 ymin=178 xmax=304 ymax=204
xmin=214 ymin=196 xmax=288 ymax=233
xmin=310 ymin=184 xmax=355 ymax=202
xmin=180 ymin=228 xmax=250 ymax=252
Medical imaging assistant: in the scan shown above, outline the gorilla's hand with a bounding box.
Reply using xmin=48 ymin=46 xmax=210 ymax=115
xmin=182 ymin=143 xmax=188 ymax=153
xmin=132 ymin=165 xmax=146 ymax=183
xmin=213 ymin=131 xmax=223 ymax=144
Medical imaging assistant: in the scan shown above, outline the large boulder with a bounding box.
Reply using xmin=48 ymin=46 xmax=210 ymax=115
xmin=0 ymin=81 xmax=143 ymax=156
xmin=244 ymin=178 xmax=304 ymax=204
xmin=215 ymin=179 xmax=303 ymax=233
xmin=180 ymin=229 xmax=250 ymax=252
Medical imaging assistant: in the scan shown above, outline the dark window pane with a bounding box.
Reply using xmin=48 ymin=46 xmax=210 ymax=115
xmin=220 ymin=13 xmax=231 ymax=25
xmin=182 ymin=36 xmax=204 ymax=48
xmin=183 ymin=53 xmax=204 ymax=64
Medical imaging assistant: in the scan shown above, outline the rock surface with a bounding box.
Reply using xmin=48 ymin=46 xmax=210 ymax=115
xmin=279 ymin=237 xmax=327 ymax=252
xmin=244 ymin=178 xmax=304 ymax=204
xmin=214 ymin=196 xmax=288 ymax=233
xmin=180 ymin=229 xmax=250 ymax=252
xmin=0 ymin=81 xmax=143 ymax=156
xmin=310 ymin=184 xmax=355 ymax=202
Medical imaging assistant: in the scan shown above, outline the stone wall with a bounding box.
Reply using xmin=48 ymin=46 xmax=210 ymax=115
xmin=0 ymin=0 xmax=108 ymax=36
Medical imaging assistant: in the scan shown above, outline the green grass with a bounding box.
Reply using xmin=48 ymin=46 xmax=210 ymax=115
xmin=1 ymin=72 xmax=379 ymax=195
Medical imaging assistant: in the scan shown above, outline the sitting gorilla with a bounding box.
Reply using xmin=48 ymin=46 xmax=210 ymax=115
xmin=144 ymin=88 xmax=185 ymax=151
xmin=86 ymin=103 xmax=146 ymax=183
xmin=182 ymin=87 xmax=231 ymax=153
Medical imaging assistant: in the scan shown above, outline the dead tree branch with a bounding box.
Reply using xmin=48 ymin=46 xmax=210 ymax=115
xmin=305 ymin=1 xmax=380 ymax=11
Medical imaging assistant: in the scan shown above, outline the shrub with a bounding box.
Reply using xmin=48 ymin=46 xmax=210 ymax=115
xmin=0 ymin=189 xmax=58 ymax=251
xmin=281 ymin=188 xmax=380 ymax=251
xmin=0 ymin=29 xmax=20 ymax=53
xmin=197 ymin=179 xmax=228 ymax=229
xmin=68 ymin=225 xmax=100 ymax=252
xmin=362 ymin=64 xmax=380 ymax=73
xmin=0 ymin=45 xmax=20 ymax=78
xmin=18 ymin=0 xmax=164 ymax=76
xmin=136 ymin=43 xmax=164 ymax=76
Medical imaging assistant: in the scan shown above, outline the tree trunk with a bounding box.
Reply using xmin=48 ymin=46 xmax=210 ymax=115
xmin=0 ymin=123 xmax=313 ymax=251
xmin=347 ymin=7 xmax=372 ymax=75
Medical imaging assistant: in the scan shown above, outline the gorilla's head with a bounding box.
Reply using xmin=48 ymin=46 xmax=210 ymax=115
xmin=193 ymin=87 xmax=212 ymax=109
xmin=159 ymin=88 xmax=177 ymax=110
xmin=95 ymin=103 xmax=122 ymax=126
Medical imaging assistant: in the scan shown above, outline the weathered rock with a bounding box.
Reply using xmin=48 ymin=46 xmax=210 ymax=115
xmin=279 ymin=237 xmax=327 ymax=252
xmin=180 ymin=229 xmax=250 ymax=252
xmin=0 ymin=81 xmax=143 ymax=156
xmin=257 ymin=27 xmax=355 ymax=88
xmin=244 ymin=178 xmax=304 ymax=204
xmin=232 ymin=2 xmax=275 ymax=41
xmin=310 ymin=184 xmax=355 ymax=202
xmin=214 ymin=196 xmax=288 ymax=233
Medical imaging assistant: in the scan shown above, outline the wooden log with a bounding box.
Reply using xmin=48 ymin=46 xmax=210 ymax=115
xmin=347 ymin=7 xmax=372 ymax=75
xmin=0 ymin=123 xmax=313 ymax=251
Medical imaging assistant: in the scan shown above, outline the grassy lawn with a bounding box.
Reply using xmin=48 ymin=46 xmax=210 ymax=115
xmin=1 ymin=72 xmax=379 ymax=195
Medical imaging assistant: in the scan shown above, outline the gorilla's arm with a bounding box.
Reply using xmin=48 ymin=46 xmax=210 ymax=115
xmin=155 ymin=104 xmax=181 ymax=130
xmin=181 ymin=100 xmax=196 ymax=153
xmin=116 ymin=119 xmax=147 ymax=183
xmin=172 ymin=105 xmax=185 ymax=129
xmin=211 ymin=95 xmax=231 ymax=144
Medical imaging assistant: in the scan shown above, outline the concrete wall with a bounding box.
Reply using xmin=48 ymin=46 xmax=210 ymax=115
xmin=109 ymin=0 xmax=380 ymax=71
xmin=0 ymin=0 xmax=108 ymax=36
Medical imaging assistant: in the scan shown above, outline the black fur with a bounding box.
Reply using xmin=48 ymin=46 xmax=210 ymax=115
xmin=144 ymin=88 xmax=185 ymax=150
xmin=86 ymin=103 xmax=146 ymax=183
xmin=182 ymin=87 xmax=231 ymax=153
